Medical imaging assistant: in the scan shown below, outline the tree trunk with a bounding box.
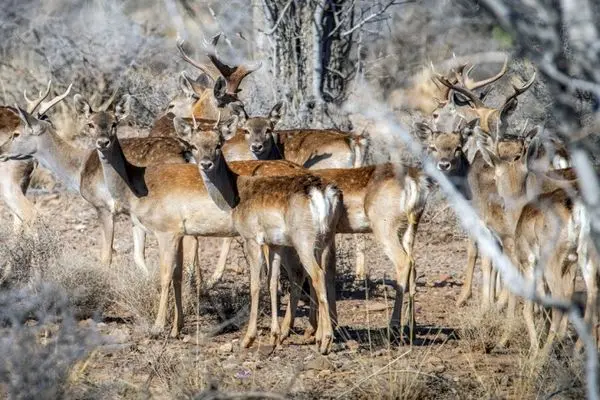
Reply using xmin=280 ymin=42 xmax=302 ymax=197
xmin=254 ymin=0 xmax=357 ymax=129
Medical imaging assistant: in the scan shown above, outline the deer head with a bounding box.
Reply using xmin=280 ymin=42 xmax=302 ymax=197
xmin=173 ymin=114 xmax=238 ymax=172
xmin=0 ymin=83 xmax=72 ymax=161
xmin=163 ymin=71 xmax=215 ymax=117
xmin=74 ymin=94 xmax=131 ymax=153
xmin=415 ymin=118 xmax=478 ymax=173
xmin=229 ymin=102 xmax=284 ymax=158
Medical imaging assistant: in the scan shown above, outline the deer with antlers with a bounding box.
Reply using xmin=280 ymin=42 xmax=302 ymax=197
xmin=0 ymin=82 xmax=73 ymax=231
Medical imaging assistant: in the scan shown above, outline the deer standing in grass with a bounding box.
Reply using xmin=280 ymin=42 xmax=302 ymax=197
xmin=477 ymin=125 xmax=595 ymax=354
xmin=0 ymin=82 xmax=74 ymax=231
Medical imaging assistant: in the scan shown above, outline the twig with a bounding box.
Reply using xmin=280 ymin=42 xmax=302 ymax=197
xmin=260 ymin=0 xmax=294 ymax=35
xmin=340 ymin=0 xmax=410 ymax=38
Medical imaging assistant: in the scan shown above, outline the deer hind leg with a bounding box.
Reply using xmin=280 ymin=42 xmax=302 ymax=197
xmin=323 ymin=237 xmax=338 ymax=331
xmin=97 ymin=208 xmax=115 ymax=267
xmin=242 ymin=240 xmax=265 ymax=349
xmin=207 ymin=237 xmax=234 ymax=287
xmin=280 ymin=249 xmax=305 ymax=342
xmin=1 ymin=160 xmax=36 ymax=231
xmin=457 ymin=239 xmax=478 ymax=306
xmin=295 ymin=244 xmax=334 ymax=355
xmin=171 ymin=236 xmax=185 ymax=337
xmin=181 ymin=236 xmax=199 ymax=288
xmin=153 ymin=232 xmax=183 ymax=336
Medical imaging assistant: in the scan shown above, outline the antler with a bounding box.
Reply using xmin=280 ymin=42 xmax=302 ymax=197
xmin=23 ymin=80 xmax=52 ymax=114
xmin=459 ymin=57 xmax=508 ymax=90
xmin=177 ymin=39 xmax=220 ymax=79
xmin=97 ymin=85 xmax=120 ymax=112
xmin=503 ymin=71 xmax=536 ymax=109
xmin=435 ymin=75 xmax=486 ymax=108
xmin=37 ymin=83 xmax=73 ymax=116
xmin=179 ymin=36 xmax=261 ymax=95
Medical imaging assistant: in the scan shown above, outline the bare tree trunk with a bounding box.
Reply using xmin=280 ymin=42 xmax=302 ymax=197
xmin=254 ymin=0 xmax=357 ymax=129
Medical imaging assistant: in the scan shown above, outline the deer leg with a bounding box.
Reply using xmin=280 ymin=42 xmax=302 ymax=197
xmin=481 ymin=256 xmax=493 ymax=311
xmin=153 ymin=232 xmax=182 ymax=336
xmin=354 ymin=235 xmax=367 ymax=281
xmin=171 ymin=236 xmax=184 ymax=338
xmin=269 ymin=246 xmax=283 ymax=347
xmin=131 ymin=219 xmax=149 ymax=274
xmin=97 ymin=209 xmax=115 ymax=267
xmin=323 ymin=237 xmax=338 ymax=331
xmin=207 ymin=237 xmax=234 ymax=287
xmin=280 ymin=251 xmax=305 ymax=342
xmin=1 ymin=160 xmax=36 ymax=231
xmin=524 ymin=300 xmax=539 ymax=354
xmin=304 ymin=282 xmax=318 ymax=342
xmin=182 ymin=236 xmax=199 ymax=287
xmin=457 ymin=239 xmax=477 ymax=306
xmin=242 ymin=240 xmax=264 ymax=349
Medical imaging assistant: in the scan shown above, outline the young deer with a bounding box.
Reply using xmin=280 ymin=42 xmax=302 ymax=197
xmin=477 ymin=127 xmax=594 ymax=353
xmin=0 ymin=82 xmax=72 ymax=230
xmin=0 ymin=94 xmax=193 ymax=273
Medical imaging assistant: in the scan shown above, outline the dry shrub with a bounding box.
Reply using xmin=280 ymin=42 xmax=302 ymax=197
xmin=0 ymin=284 xmax=98 ymax=399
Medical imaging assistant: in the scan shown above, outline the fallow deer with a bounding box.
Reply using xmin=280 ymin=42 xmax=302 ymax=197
xmin=477 ymin=126 xmax=595 ymax=353
xmin=0 ymin=82 xmax=72 ymax=230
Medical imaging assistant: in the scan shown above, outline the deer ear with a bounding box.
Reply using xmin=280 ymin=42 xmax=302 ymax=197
xmin=460 ymin=118 xmax=479 ymax=140
xmin=474 ymin=127 xmax=498 ymax=167
xmin=115 ymin=95 xmax=132 ymax=122
xmin=179 ymin=72 xmax=200 ymax=99
xmin=73 ymin=94 xmax=92 ymax=118
xmin=193 ymin=73 xmax=214 ymax=91
xmin=413 ymin=122 xmax=433 ymax=142
xmin=218 ymin=117 xmax=239 ymax=141
xmin=229 ymin=103 xmax=248 ymax=125
xmin=173 ymin=117 xmax=193 ymax=140
xmin=16 ymin=107 xmax=47 ymax=136
xmin=524 ymin=127 xmax=541 ymax=165
xmin=269 ymin=101 xmax=284 ymax=126
xmin=213 ymin=77 xmax=227 ymax=104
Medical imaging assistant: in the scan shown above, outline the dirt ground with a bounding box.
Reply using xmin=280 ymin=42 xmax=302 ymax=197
xmin=0 ymin=187 xmax=587 ymax=399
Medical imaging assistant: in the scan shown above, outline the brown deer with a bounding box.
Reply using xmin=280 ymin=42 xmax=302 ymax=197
xmin=477 ymin=126 xmax=595 ymax=353
xmin=0 ymin=93 xmax=195 ymax=273
xmin=0 ymin=82 xmax=73 ymax=230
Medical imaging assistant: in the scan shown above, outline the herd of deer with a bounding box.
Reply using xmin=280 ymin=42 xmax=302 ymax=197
xmin=0 ymin=38 xmax=596 ymax=356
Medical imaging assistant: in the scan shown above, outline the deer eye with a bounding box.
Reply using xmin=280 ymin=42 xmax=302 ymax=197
xmin=452 ymin=93 xmax=470 ymax=107
xmin=87 ymin=123 xmax=94 ymax=129
xmin=112 ymin=122 xmax=117 ymax=128
xmin=12 ymin=132 xmax=20 ymax=139
xmin=167 ymin=104 xmax=175 ymax=110
xmin=428 ymin=145 xmax=436 ymax=152
xmin=432 ymin=113 xmax=439 ymax=119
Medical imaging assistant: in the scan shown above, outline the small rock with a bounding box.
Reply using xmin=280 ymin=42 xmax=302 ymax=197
xmin=305 ymin=356 xmax=333 ymax=371
xmin=108 ymin=328 xmax=130 ymax=344
xmin=219 ymin=342 xmax=234 ymax=354
xmin=234 ymin=369 xmax=251 ymax=379
xmin=318 ymin=369 xmax=333 ymax=377
xmin=345 ymin=340 xmax=360 ymax=351
xmin=181 ymin=335 xmax=192 ymax=343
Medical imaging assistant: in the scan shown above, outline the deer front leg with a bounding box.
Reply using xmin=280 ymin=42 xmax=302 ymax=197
xmin=354 ymin=235 xmax=367 ymax=281
xmin=97 ymin=208 xmax=115 ymax=267
xmin=242 ymin=240 xmax=264 ymax=349
xmin=457 ymin=239 xmax=478 ymax=306
xmin=481 ymin=257 xmax=493 ymax=311
xmin=280 ymin=251 xmax=305 ymax=342
xmin=131 ymin=220 xmax=149 ymax=274
xmin=207 ymin=237 xmax=234 ymax=287
xmin=269 ymin=246 xmax=284 ymax=347
xmin=153 ymin=232 xmax=183 ymax=337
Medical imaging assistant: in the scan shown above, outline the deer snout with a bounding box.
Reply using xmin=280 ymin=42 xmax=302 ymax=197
xmin=199 ymin=160 xmax=215 ymax=171
xmin=437 ymin=160 xmax=452 ymax=171
xmin=251 ymin=143 xmax=264 ymax=154
xmin=96 ymin=137 xmax=111 ymax=150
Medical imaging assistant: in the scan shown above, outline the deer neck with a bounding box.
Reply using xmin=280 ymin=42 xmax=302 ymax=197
xmin=199 ymin=156 xmax=240 ymax=212
xmin=98 ymin=138 xmax=147 ymax=209
xmin=36 ymin=130 xmax=90 ymax=192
